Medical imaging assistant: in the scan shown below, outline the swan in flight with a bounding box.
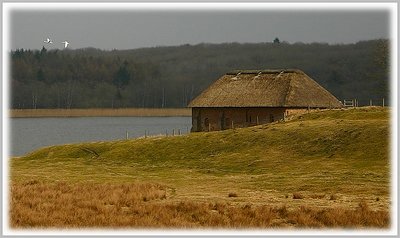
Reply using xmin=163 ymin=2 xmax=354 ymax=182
xmin=44 ymin=38 xmax=53 ymax=44
xmin=61 ymin=41 xmax=69 ymax=48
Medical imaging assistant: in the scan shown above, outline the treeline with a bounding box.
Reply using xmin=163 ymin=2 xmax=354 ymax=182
xmin=10 ymin=39 xmax=389 ymax=109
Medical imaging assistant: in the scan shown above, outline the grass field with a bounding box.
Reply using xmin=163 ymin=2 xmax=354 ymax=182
xmin=9 ymin=107 xmax=391 ymax=229
xmin=9 ymin=108 xmax=191 ymax=117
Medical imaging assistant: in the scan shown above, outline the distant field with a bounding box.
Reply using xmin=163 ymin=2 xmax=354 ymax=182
xmin=9 ymin=107 xmax=391 ymax=229
xmin=9 ymin=108 xmax=191 ymax=117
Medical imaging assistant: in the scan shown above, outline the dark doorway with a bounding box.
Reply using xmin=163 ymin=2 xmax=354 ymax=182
xmin=220 ymin=111 xmax=225 ymax=130
xmin=225 ymin=118 xmax=231 ymax=129
xmin=204 ymin=118 xmax=210 ymax=131
xmin=196 ymin=111 xmax=201 ymax=132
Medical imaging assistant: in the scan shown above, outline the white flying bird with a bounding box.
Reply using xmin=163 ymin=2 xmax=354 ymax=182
xmin=44 ymin=38 xmax=53 ymax=44
xmin=61 ymin=41 xmax=69 ymax=48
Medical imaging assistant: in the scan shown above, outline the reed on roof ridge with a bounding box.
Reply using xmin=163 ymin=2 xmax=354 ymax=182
xmin=226 ymin=69 xmax=302 ymax=75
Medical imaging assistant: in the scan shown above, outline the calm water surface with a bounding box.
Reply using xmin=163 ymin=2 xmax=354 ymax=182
xmin=10 ymin=117 xmax=191 ymax=157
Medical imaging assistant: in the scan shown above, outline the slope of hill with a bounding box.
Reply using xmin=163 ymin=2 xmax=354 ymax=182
xmin=9 ymin=107 xmax=390 ymax=228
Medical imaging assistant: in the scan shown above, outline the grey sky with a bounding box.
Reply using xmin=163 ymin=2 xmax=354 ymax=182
xmin=10 ymin=9 xmax=389 ymax=50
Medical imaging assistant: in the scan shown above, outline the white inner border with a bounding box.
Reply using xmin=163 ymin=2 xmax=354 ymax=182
xmin=2 ymin=2 xmax=398 ymax=236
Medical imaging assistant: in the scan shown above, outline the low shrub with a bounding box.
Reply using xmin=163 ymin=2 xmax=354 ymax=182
xmin=293 ymin=193 xmax=304 ymax=199
xmin=228 ymin=192 xmax=238 ymax=198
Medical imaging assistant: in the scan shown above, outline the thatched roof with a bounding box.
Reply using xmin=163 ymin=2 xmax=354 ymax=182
xmin=188 ymin=69 xmax=343 ymax=108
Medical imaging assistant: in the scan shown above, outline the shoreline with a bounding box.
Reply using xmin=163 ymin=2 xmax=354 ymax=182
xmin=9 ymin=108 xmax=192 ymax=118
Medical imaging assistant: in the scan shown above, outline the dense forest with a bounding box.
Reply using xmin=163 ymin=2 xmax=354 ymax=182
xmin=10 ymin=39 xmax=389 ymax=109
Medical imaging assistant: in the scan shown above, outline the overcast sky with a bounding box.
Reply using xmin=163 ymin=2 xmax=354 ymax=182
xmin=9 ymin=6 xmax=390 ymax=50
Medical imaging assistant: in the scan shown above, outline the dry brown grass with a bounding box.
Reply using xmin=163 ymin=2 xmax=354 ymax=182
xmin=310 ymin=194 xmax=326 ymax=199
xmin=286 ymin=202 xmax=389 ymax=228
xmin=9 ymin=108 xmax=191 ymax=118
xmin=10 ymin=181 xmax=389 ymax=229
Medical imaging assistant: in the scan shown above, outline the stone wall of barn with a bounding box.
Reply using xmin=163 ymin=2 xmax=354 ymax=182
xmin=192 ymin=107 xmax=309 ymax=132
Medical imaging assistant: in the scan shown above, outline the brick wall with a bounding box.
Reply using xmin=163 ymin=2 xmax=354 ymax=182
xmin=191 ymin=107 xmax=292 ymax=132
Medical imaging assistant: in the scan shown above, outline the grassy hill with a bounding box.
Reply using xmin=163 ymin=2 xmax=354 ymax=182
xmin=9 ymin=107 xmax=391 ymax=228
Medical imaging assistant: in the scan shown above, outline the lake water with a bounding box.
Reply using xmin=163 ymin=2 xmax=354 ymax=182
xmin=9 ymin=117 xmax=192 ymax=157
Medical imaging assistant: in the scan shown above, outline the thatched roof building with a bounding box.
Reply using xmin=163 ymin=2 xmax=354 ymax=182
xmin=189 ymin=69 xmax=342 ymax=108
xmin=188 ymin=69 xmax=342 ymax=132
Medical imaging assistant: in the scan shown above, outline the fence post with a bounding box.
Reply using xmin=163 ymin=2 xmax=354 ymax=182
xmin=173 ymin=129 xmax=175 ymax=136
xmin=370 ymin=99 xmax=372 ymax=106
xmin=383 ymin=98 xmax=385 ymax=107
xmin=208 ymin=123 xmax=211 ymax=132
xmin=231 ymin=120 xmax=234 ymax=130
xmin=256 ymin=116 xmax=259 ymax=125
xmin=178 ymin=129 xmax=181 ymax=135
xmin=126 ymin=130 xmax=129 ymax=140
xmin=145 ymin=130 xmax=147 ymax=139
xmin=165 ymin=129 xmax=168 ymax=137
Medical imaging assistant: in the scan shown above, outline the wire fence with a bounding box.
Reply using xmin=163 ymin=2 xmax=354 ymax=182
xmin=125 ymin=126 xmax=190 ymax=140
xmin=341 ymin=98 xmax=386 ymax=108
